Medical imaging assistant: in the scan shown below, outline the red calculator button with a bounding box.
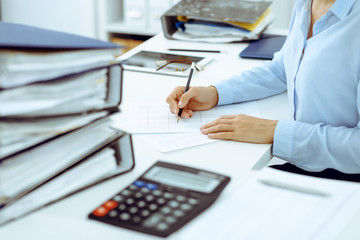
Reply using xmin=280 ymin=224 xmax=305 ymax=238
xmin=103 ymin=200 xmax=118 ymax=210
xmin=92 ymin=206 xmax=109 ymax=217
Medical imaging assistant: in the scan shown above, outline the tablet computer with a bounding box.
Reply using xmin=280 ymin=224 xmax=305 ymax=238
xmin=116 ymin=50 xmax=213 ymax=77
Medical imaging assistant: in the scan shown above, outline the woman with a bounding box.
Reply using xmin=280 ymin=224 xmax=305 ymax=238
xmin=166 ymin=0 xmax=360 ymax=174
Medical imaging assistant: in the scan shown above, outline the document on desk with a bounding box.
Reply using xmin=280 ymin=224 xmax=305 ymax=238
xmin=137 ymin=132 xmax=218 ymax=152
xmin=127 ymin=101 xmax=261 ymax=133
xmin=179 ymin=167 xmax=360 ymax=240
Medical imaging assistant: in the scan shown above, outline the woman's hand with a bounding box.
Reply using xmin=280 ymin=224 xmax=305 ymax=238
xmin=200 ymin=114 xmax=278 ymax=144
xmin=166 ymin=86 xmax=219 ymax=119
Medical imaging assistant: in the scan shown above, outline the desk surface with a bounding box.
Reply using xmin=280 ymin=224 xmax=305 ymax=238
xmin=1 ymin=33 xmax=358 ymax=240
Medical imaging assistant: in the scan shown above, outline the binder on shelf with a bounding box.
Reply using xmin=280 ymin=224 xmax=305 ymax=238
xmin=0 ymin=22 xmax=123 ymax=89
xmin=161 ymin=0 xmax=273 ymax=43
xmin=0 ymin=118 xmax=135 ymax=226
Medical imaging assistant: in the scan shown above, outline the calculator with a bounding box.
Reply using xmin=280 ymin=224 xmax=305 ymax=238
xmin=89 ymin=161 xmax=230 ymax=237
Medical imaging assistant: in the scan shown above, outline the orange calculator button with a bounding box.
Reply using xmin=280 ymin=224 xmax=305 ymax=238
xmin=92 ymin=206 xmax=109 ymax=217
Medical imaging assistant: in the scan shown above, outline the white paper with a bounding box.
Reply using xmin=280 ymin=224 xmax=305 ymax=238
xmin=128 ymin=101 xmax=261 ymax=133
xmin=179 ymin=168 xmax=360 ymax=240
xmin=137 ymin=132 xmax=218 ymax=152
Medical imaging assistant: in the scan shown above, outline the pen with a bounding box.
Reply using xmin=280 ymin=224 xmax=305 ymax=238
xmin=168 ymin=48 xmax=224 ymax=53
xmin=177 ymin=62 xmax=195 ymax=123
xmin=257 ymin=179 xmax=330 ymax=197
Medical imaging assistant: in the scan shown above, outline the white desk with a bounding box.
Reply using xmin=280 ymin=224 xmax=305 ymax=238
xmin=1 ymin=33 xmax=358 ymax=240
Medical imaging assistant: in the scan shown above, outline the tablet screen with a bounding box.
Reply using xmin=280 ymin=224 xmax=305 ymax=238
xmin=121 ymin=51 xmax=205 ymax=72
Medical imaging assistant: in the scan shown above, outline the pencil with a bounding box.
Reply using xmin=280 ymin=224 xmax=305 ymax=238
xmin=168 ymin=48 xmax=224 ymax=53
xmin=177 ymin=62 xmax=195 ymax=123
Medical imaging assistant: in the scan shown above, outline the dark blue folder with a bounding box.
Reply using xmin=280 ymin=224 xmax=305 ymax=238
xmin=239 ymin=34 xmax=287 ymax=60
xmin=0 ymin=21 xmax=120 ymax=50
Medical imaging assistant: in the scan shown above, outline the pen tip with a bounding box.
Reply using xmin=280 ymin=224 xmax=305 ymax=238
xmin=177 ymin=116 xmax=180 ymax=123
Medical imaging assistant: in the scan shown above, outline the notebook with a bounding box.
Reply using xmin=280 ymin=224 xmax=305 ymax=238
xmin=239 ymin=34 xmax=287 ymax=60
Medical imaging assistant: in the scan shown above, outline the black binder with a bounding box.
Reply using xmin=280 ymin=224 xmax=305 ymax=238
xmin=239 ymin=34 xmax=287 ymax=60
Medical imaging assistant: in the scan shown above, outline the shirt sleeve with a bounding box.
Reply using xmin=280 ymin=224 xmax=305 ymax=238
xmin=213 ymin=50 xmax=287 ymax=105
xmin=273 ymin=78 xmax=360 ymax=173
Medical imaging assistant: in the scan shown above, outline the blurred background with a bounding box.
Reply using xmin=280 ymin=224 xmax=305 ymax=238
xmin=0 ymin=0 xmax=296 ymax=53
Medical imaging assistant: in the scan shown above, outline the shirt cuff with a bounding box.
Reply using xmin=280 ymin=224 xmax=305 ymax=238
xmin=272 ymin=119 xmax=295 ymax=161
xmin=212 ymin=80 xmax=234 ymax=106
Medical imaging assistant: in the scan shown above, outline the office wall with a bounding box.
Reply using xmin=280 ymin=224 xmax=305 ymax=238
xmin=1 ymin=0 xmax=296 ymax=39
xmin=1 ymin=0 xmax=97 ymax=38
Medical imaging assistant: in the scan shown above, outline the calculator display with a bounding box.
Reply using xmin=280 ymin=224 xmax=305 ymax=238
xmin=144 ymin=166 xmax=221 ymax=193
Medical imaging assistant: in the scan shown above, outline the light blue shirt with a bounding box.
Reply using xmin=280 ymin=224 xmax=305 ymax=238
xmin=213 ymin=0 xmax=360 ymax=173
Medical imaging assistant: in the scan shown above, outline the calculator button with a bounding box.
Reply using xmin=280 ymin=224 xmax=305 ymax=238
xmin=119 ymin=213 xmax=131 ymax=221
xmin=128 ymin=185 xmax=138 ymax=191
xmin=134 ymin=192 xmax=143 ymax=199
xmin=92 ymin=206 xmax=108 ymax=217
xmin=146 ymin=183 xmax=158 ymax=190
xmin=164 ymin=216 xmax=177 ymax=224
xmin=118 ymin=203 xmax=127 ymax=211
xmin=145 ymin=195 xmax=155 ymax=202
xmin=173 ymin=210 xmax=185 ymax=218
xmin=108 ymin=210 xmax=118 ymax=218
xmin=125 ymin=198 xmax=135 ymax=205
xmin=141 ymin=187 xmax=150 ymax=194
xmin=153 ymin=189 xmax=163 ymax=196
xmin=188 ymin=198 xmax=199 ymax=205
xmin=113 ymin=195 xmax=124 ymax=202
xmin=157 ymin=197 xmax=166 ymax=205
xmin=142 ymin=214 xmax=162 ymax=228
xmin=137 ymin=200 xmax=146 ymax=208
xmin=133 ymin=180 xmax=145 ymax=188
xmin=156 ymin=222 xmax=169 ymax=231
xmin=131 ymin=216 xmax=142 ymax=225
xmin=180 ymin=203 xmax=192 ymax=211
xmin=168 ymin=200 xmax=180 ymax=208
xmin=176 ymin=195 xmax=187 ymax=202
xmin=160 ymin=206 xmax=172 ymax=214
xmin=121 ymin=189 xmax=132 ymax=196
xmin=129 ymin=206 xmax=139 ymax=214
xmin=103 ymin=200 xmax=117 ymax=210
xmin=148 ymin=203 xmax=158 ymax=211
xmin=163 ymin=192 xmax=174 ymax=199
xmin=141 ymin=209 xmax=151 ymax=218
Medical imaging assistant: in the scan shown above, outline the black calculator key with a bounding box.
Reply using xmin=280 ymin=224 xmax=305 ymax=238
xmin=118 ymin=203 xmax=126 ymax=211
xmin=113 ymin=195 xmax=124 ymax=202
xmin=168 ymin=200 xmax=179 ymax=208
xmin=173 ymin=210 xmax=185 ymax=218
xmin=140 ymin=187 xmax=150 ymax=194
xmin=148 ymin=203 xmax=158 ymax=211
xmin=188 ymin=198 xmax=199 ymax=205
xmin=108 ymin=210 xmax=118 ymax=218
xmin=180 ymin=203 xmax=192 ymax=211
xmin=129 ymin=206 xmax=139 ymax=214
xmin=164 ymin=216 xmax=177 ymax=225
xmin=133 ymin=192 xmax=143 ymax=199
xmin=163 ymin=192 xmax=174 ymax=199
xmin=140 ymin=209 xmax=151 ymax=218
xmin=145 ymin=195 xmax=155 ymax=202
xmin=119 ymin=213 xmax=131 ymax=221
xmin=176 ymin=195 xmax=187 ymax=202
xmin=131 ymin=216 xmax=142 ymax=225
xmin=157 ymin=197 xmax=166 ymax=205
xmin=160 ymin=206 xmax=171 ymax=214
xmin=137 ymin=200 xmax=146 ymax=208
xmin=142 ymin=213 xmax=162 ymax=228
xmin=153 ymin=189 xmax=163 ymax=196
xmin=156 ymin=222 xmax=169 ymax=231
